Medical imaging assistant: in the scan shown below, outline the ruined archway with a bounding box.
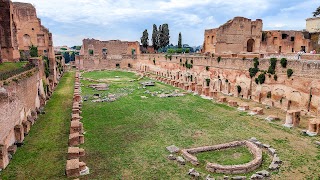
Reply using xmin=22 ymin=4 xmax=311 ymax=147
xmin=247 ymin=39 xmax=255 ymax=52
xmin=23 ymin=34 xmax=31 ymax=47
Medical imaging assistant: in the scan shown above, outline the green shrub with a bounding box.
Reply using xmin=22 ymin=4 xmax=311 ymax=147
xmin=185 ymin=48 xmax=190 ymax=53
xmin=29 ymin=45 xmax=38 ymax=57
xmin=287 ymin=69 xmax=293 ymax=78
xmin=217 ymin=56 xmax=221 ymax=63
xmin=206 ymin=66 xmax=209 ymax=71
xmin=176 ymin=48 xmax=183 ymax=54
xmin=280 ymin=58 xmax=287 ymax=68
xmin=267 ymin=58 xmax=277 ymax=74
xmin=255 ymin=78 xmax=259 ymax=84
xmin=253 ymin=58 xmax=259 ymax=68
xmin=257 ymin=73 xmax=266 ymax=84
xmin=249 ymin=67 xmax=259 ymax=78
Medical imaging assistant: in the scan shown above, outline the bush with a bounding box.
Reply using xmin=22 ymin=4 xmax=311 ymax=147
xmin=280 ymin=58 xmax=287 ymax=68
xmin=168 ymin=54 xmax=172 ymax=60
xmin=253 ymin=58 xmax=259 ymax=68
xmin=29 ymin=45 xmax=38 ymax=57
xmin=176 ymin=48 xmax=183 ymax=54
xmin=257 ymin=73 xmax=266 ymax=84
xmin=267 ymin=58 xmax=277 ymax=74
xmin=185 ymin=48 xmax=190 ymax=53
xmin=206 ymin=66 xmax=209 ymax=71
xmin=249 ymin=67 xmax=259 ymax=78
xmin=287 ymin=69 xmax=293 ymax=78
xmin=255 ymin=78 xmax=259 ymax=84
xmin=237 ymin=85 xmax=242 ymax=94
xmin=217 ymin=56 xmax=221 ymax=63
xmin=274 ymin=74 xmax=278 ymax=81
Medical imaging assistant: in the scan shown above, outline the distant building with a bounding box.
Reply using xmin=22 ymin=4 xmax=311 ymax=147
xmin=306 ymin=17 xmax=320 ymax=33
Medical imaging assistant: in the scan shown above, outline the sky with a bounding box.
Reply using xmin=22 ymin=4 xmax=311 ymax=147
xmin=12 ymin=0 xmax=319 ymax=47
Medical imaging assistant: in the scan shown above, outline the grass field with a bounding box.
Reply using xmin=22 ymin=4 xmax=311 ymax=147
xmin=1 ymin=70 xmax=319 ymax=179
xmin=79 ymin=70 xmax=320 ymax=179
xmin=0 ymin=62 xmax=27 ymax=73
xmin=0 ymin=72 xmax=75 ymax=180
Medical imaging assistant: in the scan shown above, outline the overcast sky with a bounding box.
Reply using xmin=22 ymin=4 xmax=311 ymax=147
xmin=12 ymin=0 xmax=319 ymax=47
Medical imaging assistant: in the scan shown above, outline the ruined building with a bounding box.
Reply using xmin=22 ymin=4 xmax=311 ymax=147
xmin=203 ymin=17 xmax=319 ymax=54
xmin=0 ymin=0 xmax=60 ymax=170
xmin=0 ymin=1 xmax=55 ymax=63
xmin=76 ymin=38 xmax=140 ymax=69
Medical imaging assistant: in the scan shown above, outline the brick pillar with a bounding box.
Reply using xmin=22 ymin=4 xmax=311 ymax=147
xmin=14 ymin=124 xmax=25 ymax=145
xmin=0 ymin=145 xmax=9 ymax=169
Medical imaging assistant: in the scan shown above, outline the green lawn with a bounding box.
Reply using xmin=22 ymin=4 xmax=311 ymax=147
xmin=196 ymin=146 xmax=253 ymax=165
xmin=0 ymin=72 xmax=75 ymax=180
xmin=78 ymin=71 xmax=320 ymax=179
xmin=0 ymin=62 xmax=27 ymax=73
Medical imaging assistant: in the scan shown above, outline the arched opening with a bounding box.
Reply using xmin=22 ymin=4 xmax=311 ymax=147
xmin=211 ymin=36 xmax=214 ymax=44
xmin=247 ymin=39 xmax=255 ymax=52
xmin=23 ymin=34 xmax=31 ymax=47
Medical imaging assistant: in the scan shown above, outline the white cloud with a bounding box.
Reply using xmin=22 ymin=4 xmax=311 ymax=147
xmin=11 ymin=0 xmax=319 ymax=46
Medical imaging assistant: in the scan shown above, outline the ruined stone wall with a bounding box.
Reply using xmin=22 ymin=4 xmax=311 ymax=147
xmin=203 ymin=17 xmax=263 ymax=54
xmin=133 ymin=54 xmax=320 ymax=114
xmin=260 ymin=31 xmax=311 ymax=53
xmin=0 ymin=0 xmax=20 ymax=62
xmin=81 ymin=38 xmax=140 ymax=58
xmin=203 ymin=16 xmax=315 ymax=55
xmin=0 ymin=67 xmax=46 ymax=169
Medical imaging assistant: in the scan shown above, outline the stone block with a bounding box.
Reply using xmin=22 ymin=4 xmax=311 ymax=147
xmin=177 ymin=156 xmax=185 ymax=165
xmin=0 ymin=145 xmax=9 ymax=169
xmin=14 ymin=124 xmax=24 ymax=144
xmin=69 ymin=133 xmax=84 ymax=146
xmin=22 ymin=121 xmax=31 ymax=135
xmin=68 ymin=147 xmax=85 ymax=160
xmin=166 ymin=145 xmax=180 ymax=153
xmin=7 ymin=145 xmax=17 ymax=155
xmin=70 ymin=120 xmax=84 ymax=134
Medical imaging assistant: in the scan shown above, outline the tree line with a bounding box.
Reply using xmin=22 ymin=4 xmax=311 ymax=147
xmin=141 ymin=24 xmax=183 ymax=51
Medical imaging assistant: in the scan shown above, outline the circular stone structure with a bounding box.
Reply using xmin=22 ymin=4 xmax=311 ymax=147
xmin=181 ymin=140 xmax=262 ymax=174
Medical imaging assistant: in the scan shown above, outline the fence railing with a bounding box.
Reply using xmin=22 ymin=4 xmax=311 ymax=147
xmin=0 ymin=63 xmax=36 ymax=81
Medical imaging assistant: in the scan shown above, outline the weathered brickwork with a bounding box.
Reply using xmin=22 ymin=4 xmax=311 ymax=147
xmin=203 ymin=17 xmax=314 ymax=54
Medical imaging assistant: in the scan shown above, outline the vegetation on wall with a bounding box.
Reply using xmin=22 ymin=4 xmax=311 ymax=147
xmin=249 ymin=57 xmax=260 ymax=78
xmin=43 ymin=56 xmax=50 ymax=78
xmin=267 ymin=58 xmax=277 ymax=74
xmin=255 ymin=73 xmax=266 ymax=84
xmin=29 ymin=45 xmax=38 ymax=57
xmin=280 ymin=58 xmax=287 ymax=68
xmin=287 ymin=69 xmax=293 ymax=78
xmin=217 ymin=56 xmax=221 ymax=63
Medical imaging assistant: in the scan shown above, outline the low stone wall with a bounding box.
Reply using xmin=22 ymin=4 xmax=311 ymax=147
xmin=66 ymin=71 xmax=89 ymax=178
xmin=181 ymin=141 xmax=262 ymax=174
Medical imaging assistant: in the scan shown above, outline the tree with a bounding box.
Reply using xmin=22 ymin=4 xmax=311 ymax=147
xmin=63 ymin=52 xmax=70 ymax=63
xmin=152 ymin=24 xmax=159 ymax=50
xmin=140 ymin=29 xmax=149 ymax=48
xmin=162 ymin=24 xmax=170 ymax=48
xmin=178 ymin=32 xmax=182 ymax=48
xmin=313 ymin=6 xmax=320 ymax=17
xmin=29 ymin=45 xmax=38 ymax=57
xmin=70 ymin=52 xmax=75 ymax=61
xmin=158 ymin=25 xmax=163 ymax=49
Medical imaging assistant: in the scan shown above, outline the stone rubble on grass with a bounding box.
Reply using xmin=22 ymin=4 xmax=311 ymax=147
xmin=255 ymin=170 xmax=270 ymax=177
xmin=206 ymin=174 xmax=215 ymax=180
xmin=140 ymin=96 xmax=148 ymax=99
xmin=269 ymin=161 xmax=280 ymax=170
xmin=176 ymin=156 xmax=185 ymax=165
xmin=315 ymin=141 xmax=320 ymax=146
xmin=188 ymin=168 xmax=200 ymax=177
xmin=249 ymin=137 xmax=258 ymax=142
xmin=166 ymin=145 xmax=180 ymax=153
xmin=268 ymin=148 xmax=276 ymax=155
xmin=231 ymin=176 xmax=246 ymax=180
xmin=265 ymin=115 xmax=279 ymax=122
xmin=167 ymin=154 xmax=176 ymax=160
xmin=262 ymin=144 xmax=271 ymax=148
xmin=250 ymin=173 xmax=264 ymax=179
xmin=272 ymin=154 xmax=282 ymax=164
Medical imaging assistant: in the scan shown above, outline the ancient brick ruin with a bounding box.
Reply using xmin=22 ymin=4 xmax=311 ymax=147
xmin=202 ymin=17 xmax=320 ymax=54
xmin=0 ymin=0 xmax=62 ymax=170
